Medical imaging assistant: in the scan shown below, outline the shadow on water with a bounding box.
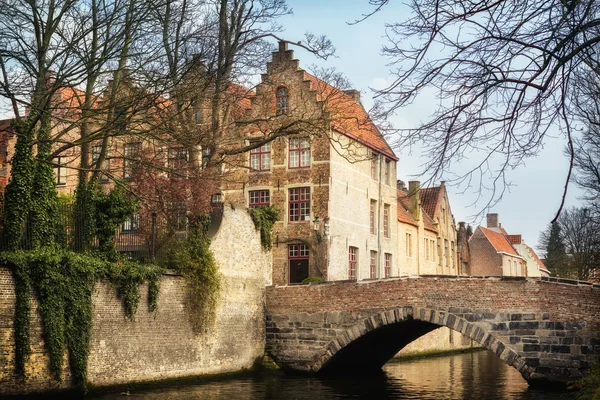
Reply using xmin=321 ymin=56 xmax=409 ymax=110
xmin=87 ymin=350 xmax=576 ymax=400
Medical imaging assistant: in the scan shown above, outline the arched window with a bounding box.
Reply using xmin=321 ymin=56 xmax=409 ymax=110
xmin=276 ymin=86 xmax=289 ymax=115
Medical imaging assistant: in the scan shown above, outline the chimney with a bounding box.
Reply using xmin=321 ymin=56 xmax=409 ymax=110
xmin=343 ymin=89 xmax=361 ymax=104
xmin=397 ymin=179 xmax=407 ymax=192
xmin=459 ymin=221 xmax=465 ymax=229
xmin=278 ymin=40 xmax=288 ymax=52
xmin=487 ymin=213 xmax=498 ymax=229
xmin=408 ymin=181 xmax=421 ymax=221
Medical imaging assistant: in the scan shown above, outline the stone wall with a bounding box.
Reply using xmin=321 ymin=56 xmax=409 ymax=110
xmin=0 ymin=204 xmax=271 ymax=395
xmin=265 ymin=277 xmax=600 ymax=384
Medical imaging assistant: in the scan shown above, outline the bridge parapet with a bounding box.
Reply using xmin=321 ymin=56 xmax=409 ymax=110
xmin=265 ymin=277 xmax=600 ymax=386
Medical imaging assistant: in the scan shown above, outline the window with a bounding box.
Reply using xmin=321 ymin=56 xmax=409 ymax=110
xmin=425 ymin=239 xmax=430 ymax=261
xmin=202 ymin=147 xmax=211 ymax=169
xmin=92 ymin=145 xmax=109 ymax=182
xmin=194 ymin=109 xmax=202 ymax=124
xmin=168 ymin=147 xmax=189 ymax=175
xmin=383 ymin=204 xmax=390 ymax=238
xmin=370 ymin=152 xmax=378 ymax=179
xmin=55 ymin=157 xmax=67 ymax=185
xmin=349 ymin=247 xmax=358 ymax=280
xmin=445 ymin=239 xmax=449 ymax=268
xmin=451 ymin=241 xmax=455 ymax=270
xmin=406 ymin=233 xmax=412 ymax=257
xmin=289 ymin=187 xmax=310 ymax=222
xmin=122 ymin=213 xmax=140 ymax=232
xmin=276 ymin=86 xmax=289 ymax=115
xmin=370 ymin=200 xmax=376 ymax=235
xmin=384 ymin=159 xmax=391 ymax=185
xmin=385 ymin=253 xmax=391 ymax=278
xmin=250 ymin=142 xmax=271 ymax=171
xmin=289 ymin=138 xmax=310 ymax=168
xmin=249 ymin=190 xmax=270 ymax=208
xmin=289 ymin=244 xmax=309 ymax=284
xmin=123 ymin=142 xmax=141 ymax=180
xmin=370 ymin=251 xmax=377 ymax=279
xmin=114 ymin=106 xmax=127 ymax=131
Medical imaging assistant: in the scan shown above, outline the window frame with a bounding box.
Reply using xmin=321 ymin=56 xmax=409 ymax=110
xmin=370 ymin=200 xmax=376 ymax=235
xmin=370 ymin=250 xmax=377 ymax=279
xmin=288 ymin=187 xmax=310 ymax=223
xmin=249 ymin=142 xmax=271 ymax=172
xmin=383 ymin=204 xmax=390 ymax=238
xmin=370 ymin=152 xmax=378 ymax=180
xmin=384 ymin=253 xmax=391 ymax=278
xmin=349 ymin=246 xmax=358 ymax=280
xmin=123 ymin=142 xmax=141 ymax=180
xmin=168 ymin=147 xmax=189 ymax=176
xmin=55 ymin=156 xmax=67 ymax=186
xmin=122 ymin=213 xmax=140 ymax=233
xmin=249 ymin=190 xmax=270 ymax=208
xmin=276 ymin=86 xmax=289 ymax=116
xmin=384 ymin=159 xmax=391 ymax=185
xmin=288 ymin=137 xmax=310 ymax=169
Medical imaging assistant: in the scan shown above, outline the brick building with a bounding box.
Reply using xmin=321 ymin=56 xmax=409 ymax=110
xmin=224 ymin=42 xmax=399 ymax=285
xmin=469 ymin=213 xmax=539 ymax=276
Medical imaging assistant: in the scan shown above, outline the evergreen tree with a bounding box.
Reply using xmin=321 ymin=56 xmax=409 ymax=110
xmin=545 ymin=223 xmax=568 ymax=277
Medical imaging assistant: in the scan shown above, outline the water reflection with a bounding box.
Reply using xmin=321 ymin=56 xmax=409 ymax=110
xmin=91 ymin=350 xmax=575 ymax=399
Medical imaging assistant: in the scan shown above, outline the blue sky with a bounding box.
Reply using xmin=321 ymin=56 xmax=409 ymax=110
xmin=0 ymin=1 xmax=581 ymax=251
xmin=281 ymin=0 xmax=582 ymax=250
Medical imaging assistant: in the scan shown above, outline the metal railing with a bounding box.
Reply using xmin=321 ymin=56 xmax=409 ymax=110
xmin=0 ymin=203 xmax=189 ymax=267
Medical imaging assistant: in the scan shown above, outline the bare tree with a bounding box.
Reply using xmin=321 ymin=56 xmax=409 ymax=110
xmin=360 ymin=0 xmax=600 ymax=220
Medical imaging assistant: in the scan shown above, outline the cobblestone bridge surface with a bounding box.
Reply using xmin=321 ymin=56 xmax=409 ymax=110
xmin=265 ymin=276 xmax=600 ymax=386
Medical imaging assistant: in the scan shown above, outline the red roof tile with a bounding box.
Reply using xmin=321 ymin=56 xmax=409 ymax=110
xmin=506 ymin=234 xmax=522 ymax=245
xmin=302 ymin=72 xmax=397 ymax=161
xmin=420 ymin=186 xmax=441 ymax=220
xmin=480 ymin=226 xmax=519 ymax=256
xmin=397 ymin=190 xmax=438 ymax=233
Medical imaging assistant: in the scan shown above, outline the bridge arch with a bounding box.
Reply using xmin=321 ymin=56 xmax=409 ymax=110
xmin=308 ymin=306 xmax=530 ymax=380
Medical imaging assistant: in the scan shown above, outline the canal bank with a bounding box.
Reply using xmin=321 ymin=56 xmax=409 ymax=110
xmin=0 ymin=206 xmax=272 ymax=396
xmin=84 ymin=350 xmax=577 ymax=400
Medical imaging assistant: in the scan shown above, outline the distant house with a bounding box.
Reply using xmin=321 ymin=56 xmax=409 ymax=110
xmin=469 ymin=213 xmax=548 ymax=277
xmin=396 ymin=181 xmax=464 ymax=276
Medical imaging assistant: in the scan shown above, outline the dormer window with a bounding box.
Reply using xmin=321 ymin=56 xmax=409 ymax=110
xmin=276 ymin=86 xmax=289 ymax=115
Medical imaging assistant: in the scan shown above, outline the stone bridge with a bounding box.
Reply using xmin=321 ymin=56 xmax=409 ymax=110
xmin=265 ymin=276 xmax=600 ymax=386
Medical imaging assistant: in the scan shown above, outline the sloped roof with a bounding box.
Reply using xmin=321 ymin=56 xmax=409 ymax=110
xmin=506 ymin=234 xmax=522 ymax=245
xmin=302 ymin=72 xmax=397 ymax=161
xmin=479 ymin=226 xmax=519 ymax=256
xmin=420 ymin=186 xmax=442 ymax=220
xmin=525 ymin=243 xmax=548 ymax=273
xmin=423 ymin=212 xmax=438 ymax=233
xmin=397 ymin=190 xmax=438 ymax=232
xmin=397 ymin=191 xmax=418 ymax=227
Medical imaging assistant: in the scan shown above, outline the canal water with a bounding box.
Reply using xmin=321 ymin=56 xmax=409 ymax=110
xmin=91 ymin=350 xmax=576 ymax=399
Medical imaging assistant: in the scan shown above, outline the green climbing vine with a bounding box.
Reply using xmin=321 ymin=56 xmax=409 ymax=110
xmin=165 ymin=216 xmax=220 ymax=331
xmin=249 ymin=205 xmax=279 ymax=250
xmin=1 ymin=248 xmax=163 ymax=392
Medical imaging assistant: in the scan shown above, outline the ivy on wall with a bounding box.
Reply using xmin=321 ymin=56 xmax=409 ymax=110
xmin=249 ymin=205 xmax=279 ymax=250
xmin=1 ymin=249 xmax=163 ymax=392
xmin=164 ymin=216 xmax=220 ymax=332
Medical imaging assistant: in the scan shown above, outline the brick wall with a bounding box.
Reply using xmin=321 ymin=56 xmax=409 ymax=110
xmin=469 ymin=228 xmax=503 ymax=276
xmin=0 ymin=204 xmax=270 ymax=396
xmin=266 ymin=277 xmax=600 ymax=330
